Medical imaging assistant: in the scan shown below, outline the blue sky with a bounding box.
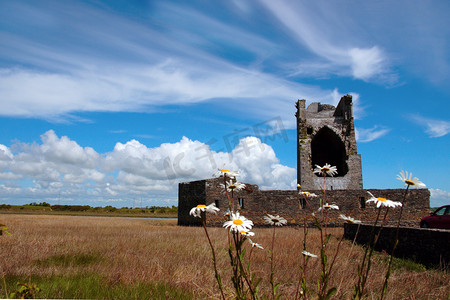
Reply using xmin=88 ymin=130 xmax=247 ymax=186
xmin=0 ymin=0 xmax=449 ymax=208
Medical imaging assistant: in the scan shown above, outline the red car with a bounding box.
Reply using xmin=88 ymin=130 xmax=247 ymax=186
xmin=420 ymin=205 xmax=450 ymax=229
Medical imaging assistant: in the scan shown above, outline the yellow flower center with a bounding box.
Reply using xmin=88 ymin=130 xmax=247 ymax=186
xmin=377 ymin=197 xmax=387 ymax=202
xmin=229 ymin=184 xmax=236 ymax=189
xmin=405 ymin=180 xmax=414 ymax=185
xmin=240 ymin=230 xmax=247 ymax=235
xmin=322 ymin=167 xmax=330 ymax=172
xmin=271 ymin=219 xmax=279 ymax=223
xmin=304 ymin=192 xmax=310 ymax=195
xmin=233 ymin=219 xmax=243 ymax=225
xmin=197 ymin=204 xmax=207 ymax=208
xmin=221 ymin=169 xmax=230 ymax=173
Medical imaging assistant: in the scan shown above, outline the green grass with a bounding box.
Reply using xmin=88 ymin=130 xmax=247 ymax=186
xmin=380 ymin=255 xmax=427 ymax=272
xmin=2 ymin=274 xmax=193 ymax=299
xmin=34 ymin=253 xmax=102 ymax=268
xmin=0 ymin=204 xmax=177 ymax=218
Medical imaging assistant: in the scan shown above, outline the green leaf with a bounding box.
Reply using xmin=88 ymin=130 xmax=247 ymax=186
xmin=314 ymin=219 xmax=322 ymax=230
xmin=254 ymin=278 xmax=262 ymax=289
xmin=325 ymin=287 xmax=337 ymax=300
xmin=321 ymin=249 xmax=327 ymax=267
xmin=239 ymin=249 xmax=246 ymax=262
xmin=324 ymin=234 xmax=331 ymax=245
xmin=274 ymin=283 xmax=280 ymax=294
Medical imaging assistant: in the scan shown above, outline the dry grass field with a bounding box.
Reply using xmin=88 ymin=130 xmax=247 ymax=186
xmin=0 ymin=214 xmax=448 ymax=299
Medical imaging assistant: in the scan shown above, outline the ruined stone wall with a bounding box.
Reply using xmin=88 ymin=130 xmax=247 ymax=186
xmin=177 ymin=178 xmax=430 ymax=227
xmin=177 ymin=180 xmax=206 ymax=226
xmin=344 ymin=223 xmax=450 ymax=268
xmin=204 ymin=177 xmax=261 ymax=226
xmin=309 ymin=188 xmax=431 ymax=227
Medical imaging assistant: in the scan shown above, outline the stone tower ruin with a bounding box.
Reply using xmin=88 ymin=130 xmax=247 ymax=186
xmin=296 ymin=95 xmax=363 ymax=190
xmin=178 ymin=94 xmax=430 ymax=227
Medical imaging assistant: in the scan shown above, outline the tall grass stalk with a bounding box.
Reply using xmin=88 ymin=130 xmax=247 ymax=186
xmin=268 ymin=225 xmax=278 ymax=300
xmin=295 ymin=216 xmax=310 ymax=300
xmin=380 ymin=185 xmax=410 ymax=299
xmin=353 ymin=206 xmax=382 ymax=299
xmin=201 ymin=215 xmax=225 ymax=300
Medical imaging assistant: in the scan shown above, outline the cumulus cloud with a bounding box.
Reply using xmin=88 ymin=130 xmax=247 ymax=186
xmin=430 ymin=188 xmax=450 ymax=207
xmin=355 ymin=126 xmax=390 ymax=142
xmin=0 ymin=131 xmax=296 ymax=206
xmin=410 ymin=115 xmax=450 ymax=138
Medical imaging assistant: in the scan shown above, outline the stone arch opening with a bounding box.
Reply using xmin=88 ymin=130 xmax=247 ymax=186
xmin=311 ymin=127 xmax=348 ymax=177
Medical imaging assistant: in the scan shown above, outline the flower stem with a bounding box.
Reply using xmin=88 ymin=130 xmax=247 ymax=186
xmin=354 ymin=206 xmax=382 ymax=299
xmin=233 ymin=234 xmax=256 ymax=300
xmin=380 ymin=185 xmax=410 ymax=299
xmin=270 ymin=225 xmax=277 ymax=300
xmin=202 ymin=217 xmax=226 ymax=300
xmin=295 ymin=216 xmax=309 ymax=300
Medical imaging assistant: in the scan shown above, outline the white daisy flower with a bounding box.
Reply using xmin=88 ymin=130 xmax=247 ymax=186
xmin=264 ymin=214 xmax=288 ymax=226
xmin=239 ymin=230 xmax=255 ymax=237
xmin=300 ymin=191 xmax=318 ymax=197
xmin=214 ymin=168 xmax=239 ymax=179
xmin=189 ymin=203 xmax=220 ymax=218
xmin=190 ymin=204 xmax=207 ymax=218
xmin=397 ymin=170 xmax=426 ymax=188
xmin=205 ymin=203 xmax=220 ymax=214
xmin=366 ymin=192 xmax=402 ymax=208
xmin=313 ymin=163 xmax=338 ymax=177
xmin=318 ymin=203 xmax=339 ymax=211
xmin=339 ymin=214 xmax=361 ymax=224
xmin=223 ymin=212 xmax=253 ymax=232
xmin=220 ymin=180 xmax=246 ymax=193
xmin=302 ymin=250 xmax=318 ymax=258
xmin=248 ymin=239 xmax=264 ymax=249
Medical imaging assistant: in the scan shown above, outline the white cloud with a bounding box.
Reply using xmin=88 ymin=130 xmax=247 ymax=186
xmin=355 ymin=126 xmax=390 ymax=142
xmin=411 ymin=115 xmax=450 ymax=138
xmin=0 ymin=0 xmax=448 ymax=127
xmin=229 ymin=137 xmax=296 ymax=190
xmin=0 ymin=63 xmax=332 ymax=126
xmin=0 ymin=145 xmax=13 ymax=159
xmin=430 ymin=188 xmax=450 ymax=207
xmin=0 ymin=131 xmax=296 ymax=206
xmin=0 ymin=0 xmax=358 ymax=125
xmin=259 ymin=0 xmax=392 ymax=82
xmin=40 ymin=130 xmax=99 ymax=168
xmin=348 ymin=47 xmax=385 ymax=80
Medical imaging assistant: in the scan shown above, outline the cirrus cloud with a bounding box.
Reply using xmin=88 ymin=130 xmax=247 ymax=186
xmin=355 ymin=126 xmax=390 ymax=142
xmin=410 ymin=115 xmax=450 ymax=138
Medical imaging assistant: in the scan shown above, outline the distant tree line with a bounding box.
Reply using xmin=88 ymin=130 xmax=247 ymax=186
xmin=0 ymin=203 xmax=178 ymax=214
